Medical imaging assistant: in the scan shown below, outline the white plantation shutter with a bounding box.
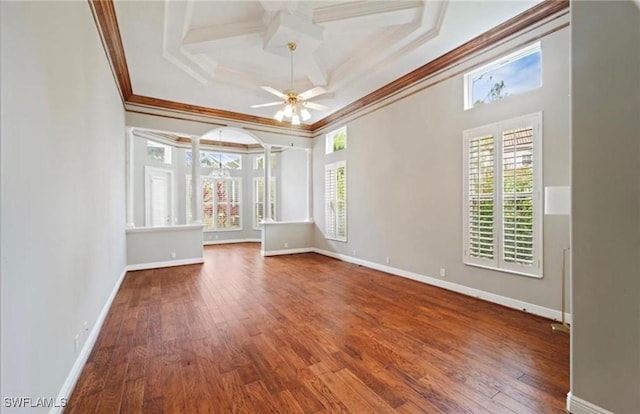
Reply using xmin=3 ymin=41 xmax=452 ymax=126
xmin=502 ymin=127 xmax=535 ymax=268
xmin=463 ymin=113 xmax=541 ymax=277
xmin=466 ymin=133 xmax=496 ymax=265
xmin=325 ymin=161 xmax=347 ymax=241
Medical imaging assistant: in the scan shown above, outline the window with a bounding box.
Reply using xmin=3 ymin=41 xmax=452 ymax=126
xmin=253 ymin=177 xmax=276 ymax=228
xmin=325 ymin=161 xmax=347 ymax=241
xmin=326 ymin=126 xmax=347 ymax=154
xmin=186 ymin=176 xmax=241 ymax=231
xmin=186 ymin=151 xmax=242 ymax=169
xmin=463 ymin=113 xmax=542 ymax=277
xmin=464 ymin=43 xmax=541 ymax=110
xmin=253 ymin=154 xmax=277 ymax=169
xmin=147 ymin=140 xmax=172 ymax=164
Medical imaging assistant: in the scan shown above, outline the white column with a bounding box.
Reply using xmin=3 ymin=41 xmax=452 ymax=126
xmin=305 ymin=148 xmax=313 ymax=222
xmin=125 ymin=128 xmax=135 ymax=228
xmin=191 ymin=137 xmax=203 ymax=224
xmin=263 ymin=144 xmax=274 ymax=222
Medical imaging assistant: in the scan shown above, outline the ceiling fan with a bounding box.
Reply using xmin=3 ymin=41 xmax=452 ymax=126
xmin=251 ymin=42 xmax=329 ymax=125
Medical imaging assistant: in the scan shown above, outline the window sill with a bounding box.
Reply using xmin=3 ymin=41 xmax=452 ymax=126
xmin=203 ymin=228 xmax=243 ymax=233
xmin=464 ymin=261 xmax=542 ymax=279
xmin=325 ymin=236 xmax=347 ymax=243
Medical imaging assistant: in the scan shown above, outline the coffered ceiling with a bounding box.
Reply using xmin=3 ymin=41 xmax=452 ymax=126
xmin=103 ymin=0 xmax=564 ymax=129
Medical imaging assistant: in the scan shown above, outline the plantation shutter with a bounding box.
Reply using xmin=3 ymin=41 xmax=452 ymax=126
xmin=466 ymin=134 xmax=496 ymax=263
xmin=325 ymin=161 xmax=346 ymax=241
xmin=463 ymin=112 xmax=541 ymax=278
xmin=502 ymin=127 xmax=534 ymax=267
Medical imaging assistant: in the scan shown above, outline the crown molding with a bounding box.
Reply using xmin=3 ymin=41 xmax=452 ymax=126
xmin=126 ymin=94 xmax=313 ymax=132
xmin=89 ymin=0 xmax=569 ymax=135
xmin=88 ymin=0 xmax=132 ymax=101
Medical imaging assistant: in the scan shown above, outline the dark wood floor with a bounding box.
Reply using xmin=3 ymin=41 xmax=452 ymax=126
xmin=67 ymin=243 xmax=569 ymax=413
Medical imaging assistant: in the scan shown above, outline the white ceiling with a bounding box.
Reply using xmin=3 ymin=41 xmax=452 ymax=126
xmin=114 ymin=0 xmax=542 ymax=125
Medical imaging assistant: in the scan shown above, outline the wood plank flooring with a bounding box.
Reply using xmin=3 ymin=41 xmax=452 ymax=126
xmin=66 ymin=243 xmax=569 ymax=413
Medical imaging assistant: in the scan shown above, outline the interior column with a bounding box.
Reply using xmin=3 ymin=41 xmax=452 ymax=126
xmin=191 ymin=136 xmax=203 ymax=224
xmin=125 ymin=127 xmax=135 ymax=228
xmin=263 ymin=144 xmax=274 ymax=222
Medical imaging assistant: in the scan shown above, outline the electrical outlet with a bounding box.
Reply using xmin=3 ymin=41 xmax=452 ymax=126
xmin=440 ymin=268 xmax=446 ymax=277
xmin=385 ymin=256 xmax=390 ymax=264
xmin=170 ymin=251 xmax=177 ymax=259
xmin=73 ymin=335 xmax=79 ymax=354
xmin=284 ymin=242 xmax=289 ymax=248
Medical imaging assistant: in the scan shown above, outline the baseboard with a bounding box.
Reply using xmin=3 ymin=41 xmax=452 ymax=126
xmin=262 ymin=247 xmax=315 ymax=256
xmin=51 ymin=267 xmax=128 ymax=414
xmin=567 ymin=392 xmax=615 ymax=414
xmin=204 ymin=238 xmax=260 ymax=246
xmin=126 ymin=257 xmax=204 ymax=271
xmin=313 ymin=248 xmax=571 ymax=323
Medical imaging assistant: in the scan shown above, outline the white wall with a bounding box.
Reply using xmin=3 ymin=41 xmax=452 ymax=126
xmin=570 ymin=2 xmax=640 ymax=413
xmin=313 ymin=19 xmax=571 ymax=313
xmin=1 ymin=1 xmax=126 ymax=411
xmin=280 ymin=148 xmax=308 ymax=221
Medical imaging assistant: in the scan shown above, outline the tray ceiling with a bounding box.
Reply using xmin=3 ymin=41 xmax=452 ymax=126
xmin=113 ymin=0 xmax=544 ymax=125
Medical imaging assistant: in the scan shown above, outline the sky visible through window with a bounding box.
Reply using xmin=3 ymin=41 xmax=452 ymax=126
xmin=471 ymin=51 xmax=541 ymax=107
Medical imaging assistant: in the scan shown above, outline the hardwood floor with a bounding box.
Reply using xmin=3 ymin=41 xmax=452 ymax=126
xmin=67 ymin=243 xmax=569 ymax=413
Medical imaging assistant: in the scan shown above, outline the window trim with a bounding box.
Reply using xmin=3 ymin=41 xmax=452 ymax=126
xmin=462 ymin=112 xmax=543 ymax=278
xmin=325 ymin=160 xmax=347 ymax=242
xmin=463 ymin=42 xmax=542 ymax=110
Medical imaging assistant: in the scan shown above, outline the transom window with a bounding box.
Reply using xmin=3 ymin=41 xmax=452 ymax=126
xmin=185 ymin=151 xmax=242 ymax=169
xmin=326 ymin=126 xmax=347 ymax=154
xmin=146 ymin=140 xmax=172 ymax=164
xmin=463 ymin=113 xmax=542 ymax=277
xmin=464 ymin=42 xmax=542 ymax=110
xmin=253 ymin=154 xmax=277 ymax=169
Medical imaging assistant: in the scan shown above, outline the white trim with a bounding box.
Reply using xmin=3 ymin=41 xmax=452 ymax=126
xmin=51 ymin=267 xmax=128 ymax=414
xmin=125 ymin=224 xmax=203 ymax=234
xmin=567 ymin=393 xmax=615 ymax=414
xmin=262 ymin=247 xmax=315 ymax=257
xmin=126 ymin=257 xmax=204 ymax=271
xmin=204 ymin=238 xmax=260 ymax=245
xmin=312 ymin=248 xmax=571 ymax=323
xmin=261 ymin=220 xmax=315 ymax=225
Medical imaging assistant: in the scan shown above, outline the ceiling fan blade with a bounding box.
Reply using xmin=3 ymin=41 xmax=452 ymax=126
xmin=299 ymin=86 xmax=326 ymax=100
xmin=261 ymin=86 xmax=287 ymax=99
xmin=304 ymin=101 xmax=330 ymax=111
xmin=250 ymin=101 xmax=283 ymax=108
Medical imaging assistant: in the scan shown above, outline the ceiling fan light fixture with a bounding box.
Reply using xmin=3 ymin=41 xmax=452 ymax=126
xmin=291 ymin=114 xmax=301 ymax=125
xmin=283 ymin=103 xmax=293 ymax=118
xmin=274 ymin=110 xmax=284 ymax=122
xmin=300 ymin=108 xmax=311 ymax=121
